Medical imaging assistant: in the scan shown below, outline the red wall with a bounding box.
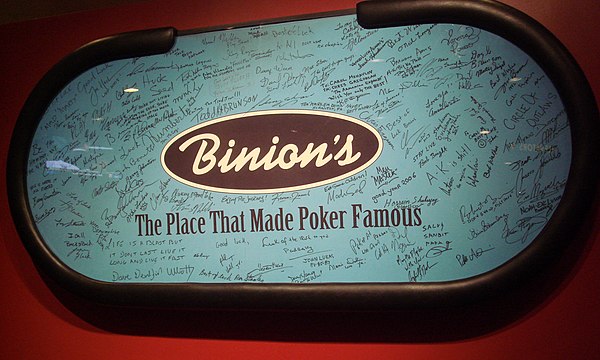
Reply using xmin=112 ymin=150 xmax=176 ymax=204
xmin=1 ymin=0 xmax=599 ymax=358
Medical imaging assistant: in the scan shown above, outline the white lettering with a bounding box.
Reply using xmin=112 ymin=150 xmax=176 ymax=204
xmin=180 ymin=133 xmax=361 ymax=174
xmin=179 ymin=133 xmax=219 ymax=175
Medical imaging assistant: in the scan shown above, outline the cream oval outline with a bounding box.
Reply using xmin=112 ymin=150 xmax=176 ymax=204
xmin=161 ymin=109 xmax=383 ymax=194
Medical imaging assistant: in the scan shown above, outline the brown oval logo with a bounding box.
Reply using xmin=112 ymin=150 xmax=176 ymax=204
xmin=161 ymin=110 xmax=383 ymax=193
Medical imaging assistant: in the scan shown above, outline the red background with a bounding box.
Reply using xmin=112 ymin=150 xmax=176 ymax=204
xmin=1 ymin=0 xmax=599 ymax=358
